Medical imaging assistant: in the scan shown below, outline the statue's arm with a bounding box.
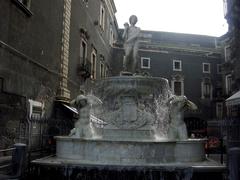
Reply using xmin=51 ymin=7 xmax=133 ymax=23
xmin=122 ymin=29 xmax=128 ymax=40
xmin=126 ymin=28 xmax=141 ymax=43
xmin=185 ymin=100 xmax=198 ymax=111
xmin=122 ymin=23 xmax=129 ymax=40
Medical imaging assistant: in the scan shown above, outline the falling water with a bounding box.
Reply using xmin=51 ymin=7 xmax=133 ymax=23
xmin=154 ymin=94 xmax=170 ymax=139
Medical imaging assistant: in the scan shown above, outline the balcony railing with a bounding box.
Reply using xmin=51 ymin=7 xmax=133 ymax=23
xmin=77 ymin=58 xmax=91 ymax=80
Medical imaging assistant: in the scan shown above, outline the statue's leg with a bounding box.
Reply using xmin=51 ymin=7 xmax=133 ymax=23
xmin=123 ymin=55 xmax=127 ymax=71
xmin=132 ymin=44 xmax=139 ymax=73
xmin=168 ymin=124 xmax=176 ymax=140
xmin=123 ymin=46 xmax=132 ymax=71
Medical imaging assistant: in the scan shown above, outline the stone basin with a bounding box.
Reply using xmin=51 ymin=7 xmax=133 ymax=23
xmin=55 ymin=136 xmax=206 ymax=165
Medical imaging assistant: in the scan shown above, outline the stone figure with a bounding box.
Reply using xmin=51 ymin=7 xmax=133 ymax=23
xmin=122 ymin=15 xmax=141 ymax=74
xmin=69 ymin=95 xmax=92 ymax=138
xmin=69 ymin=94 xmax=102 ymax=138
xmin=167 ymin=95 xmax=197 ymax=140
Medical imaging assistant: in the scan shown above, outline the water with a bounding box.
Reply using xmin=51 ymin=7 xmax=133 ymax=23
xmin=154 ymin=94 xmax=170 ymax=138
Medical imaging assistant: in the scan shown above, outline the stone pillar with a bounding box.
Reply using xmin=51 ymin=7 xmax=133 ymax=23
xmin=56 ymin=0 xmax=72 ymax=102
xmin=12 ymin=143 xmax=27 ymax=177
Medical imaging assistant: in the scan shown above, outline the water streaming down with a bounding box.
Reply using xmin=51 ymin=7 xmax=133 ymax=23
xmin=154 ymin=93 xmax=171 ymax=139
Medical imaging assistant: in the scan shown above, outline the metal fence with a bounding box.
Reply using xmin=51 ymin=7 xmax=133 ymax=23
xmin=224 ymin=118 xmax=240 ymax=148
xmin=0 ymin=148 xmax=15 ymax=174
xmin=19 ymin=116 xmax=73 ymax=149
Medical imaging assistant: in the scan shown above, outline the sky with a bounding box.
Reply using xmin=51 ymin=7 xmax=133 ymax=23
xmin=114 ymin=0 xmax=228 ymax=37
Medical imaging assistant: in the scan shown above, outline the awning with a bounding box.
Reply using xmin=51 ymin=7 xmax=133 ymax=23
xmin=226 ymin=90 xmax=240 ymax=106
xmin=62 ymin=104 xmax=78 ymax=114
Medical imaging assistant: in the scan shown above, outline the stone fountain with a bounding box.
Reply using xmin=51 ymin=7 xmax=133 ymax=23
xmin=55 ymin=76 xmax=205 ymax=166
xmin=31 ymin=16 xmax=225 ymax=179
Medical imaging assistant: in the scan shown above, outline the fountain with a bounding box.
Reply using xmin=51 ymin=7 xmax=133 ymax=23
xmin=31 ymin=16 xmax=225 ymax=179
xmin=54 ymin=76 xmax=205 ymax=165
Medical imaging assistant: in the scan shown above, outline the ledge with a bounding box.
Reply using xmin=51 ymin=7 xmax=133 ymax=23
xmin=11 ymin=0 xmax=33 ymax=17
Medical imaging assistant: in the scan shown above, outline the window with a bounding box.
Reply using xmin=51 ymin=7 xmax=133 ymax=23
xmin=99 ymin=5 xmax=105 ymax=30
xmin=109 ymin=28 xmax=114 ymax=46
xmin=203 ymin=63 xmax=210 ymax=73
xmin=174 ymin=82 xmax=182 ymax=96
xmin=225 ymin=74 xmax=232 ymax=95
xmin=217 ymin=64 xmax=222 ymax=74
xmin=28 ymin=99 xmax=44 ymax=119
xmin=224 ymin=45 xmax=231 ymax=62
xmin=201 ymin=78 xmax=212 ymax=99
xmin=91 ymin=49 xmax=97 ymax=80
xmin=141 ymin=57 xmax=151 ymax=69
xmin=100 ymin=62 xmax=105 ymax=78
xmin=216 ymin=102 xmax=223 ymax=119
xmin=173 ymin=60 xmax=182 ymax=71
xmin=105 ymin=66 xmax=108 ymax=77
xmin=171 ymin=75 xmax=184 ymax=96
xmin=80 ymin=39 xmax=87 ymax=64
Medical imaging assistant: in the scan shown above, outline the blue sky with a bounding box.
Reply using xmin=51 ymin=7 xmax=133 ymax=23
xmin=114 ymin=0 xmax=228 ymax=37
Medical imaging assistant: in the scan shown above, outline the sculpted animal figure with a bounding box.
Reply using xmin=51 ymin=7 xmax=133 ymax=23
xmin=167 ymin=95 xmax=197 ymax=140
xmin=69 ymin=94 xmax=102 ymax=138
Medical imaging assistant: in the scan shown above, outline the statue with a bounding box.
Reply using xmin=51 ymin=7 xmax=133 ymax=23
xmin=69 ymin=94 xmax=102 ymax=138
xmin=167 ymin=95 xmax=197 ymax=140
xmin=122 ymin=15 xmax=141 ymax=74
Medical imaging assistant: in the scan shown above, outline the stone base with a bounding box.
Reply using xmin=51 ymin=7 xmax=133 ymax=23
xmin=31 ymin=157 xmax=226 ymax=180
xmin=55 ymin=136 xmax=206 ymax=165
xmin=120 ymin=71 xmax=133 ymax=76
xmin=97 ymin=128 xmax=156 ymax=140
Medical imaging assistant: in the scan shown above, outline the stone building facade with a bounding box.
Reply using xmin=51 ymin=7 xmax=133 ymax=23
xmin=111 ymin=31 xmax=224 ymax=136
xmin=221 ymin=0 xmax=240 ymax=117
xmin=0 ymin=0 xmax=118 ymax=148
xmin=0 ymin=0 xmax=228 ymax=148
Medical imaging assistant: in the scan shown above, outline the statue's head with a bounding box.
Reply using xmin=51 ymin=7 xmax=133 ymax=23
xmin=129 ymin=15 xmax=138 ymax=25
xmin=169 ymin=96 xmax=187 ymax=110
xmin=169 ymin=95 xmax=197 ymax=111
xmin=75 ymin=95 xmax=88 ymax=108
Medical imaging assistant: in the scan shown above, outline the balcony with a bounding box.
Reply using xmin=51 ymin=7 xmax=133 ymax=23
xmin=77 ymin=59 xmax=91 ymax=80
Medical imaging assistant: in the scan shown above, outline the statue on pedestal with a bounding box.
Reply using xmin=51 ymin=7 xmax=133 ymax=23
xmin=122 ymin=15 xmax=141 ymax=74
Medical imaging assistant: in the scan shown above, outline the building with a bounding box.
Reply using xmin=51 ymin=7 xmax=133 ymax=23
xmin=112 ymin=30 xmax=224 ymax=136
xmin=222 ymin=0 xmax=240 ymax=114
xmin=221 ymin=0 xmax=240 ymax=149
xmin=69 ymin=0 xmax=118 ymax=95
xmin=0 ymin=0 xmax=118 ymax=149
xmin=0 ymin=0 xmax=230 ymax=149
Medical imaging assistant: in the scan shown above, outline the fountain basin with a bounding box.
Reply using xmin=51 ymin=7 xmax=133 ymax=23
xmin=55 ymin=136 xmax=205 ymax=165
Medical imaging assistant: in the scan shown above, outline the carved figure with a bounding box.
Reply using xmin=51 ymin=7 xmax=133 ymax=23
xmin=122 ymin=15 xmax=141 ymax=73
xmin=167 ymin=95 xmax=197 ymax=140
xmin=69 ymin=94 xmax=102 ymax=138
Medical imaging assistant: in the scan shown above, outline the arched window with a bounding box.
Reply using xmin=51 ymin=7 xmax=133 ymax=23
xmin=171 ymin=75 xmax=184 ymax=96
xmin=201 ymin=77 xmax=212 ymax=99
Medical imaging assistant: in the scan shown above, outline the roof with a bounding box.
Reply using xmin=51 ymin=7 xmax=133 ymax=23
xmin=226 ymin=90 xmax=240 ymax=106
